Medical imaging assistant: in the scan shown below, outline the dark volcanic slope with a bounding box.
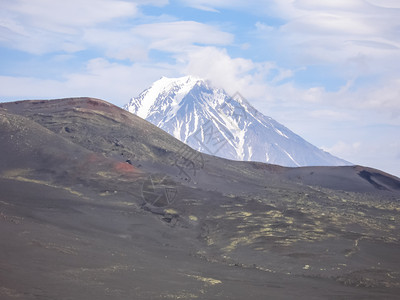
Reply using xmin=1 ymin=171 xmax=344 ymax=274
xmin=1 ymin=98 xmax=400 ymax=299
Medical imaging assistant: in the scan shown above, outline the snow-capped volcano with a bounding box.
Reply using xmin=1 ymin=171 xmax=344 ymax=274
xmin=124 ymin=76 xmax=350 ymax=167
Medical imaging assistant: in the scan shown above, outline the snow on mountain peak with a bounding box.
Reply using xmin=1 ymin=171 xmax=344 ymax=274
xmin=124 ymin=76 xmax=351 ymax=167
xmin=127 ymin=76 xmax=205 ymax=119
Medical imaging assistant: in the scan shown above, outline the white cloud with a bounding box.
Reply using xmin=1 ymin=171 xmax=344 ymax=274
xmin=4 ymin=0 xmax=137 ymax=30
xmin=0 ymin=76 xmax=66 ymax=99
xmin=83 ymin=29 xmax=149 ymax=61
xmin=300 ymin=78 xmax=400 ymax=117
xmin=0 ymin=58 xmax=177 ymax=106
xmin=308 ymin=110 xmax=354 ymax=121
xmin=182 ymin=46 xmax=298 ymax=101
xmin=131 ymin=21 xmax=234 ymax=52
xmin=0 ymin=0 xmax=139 ymax=54
xmin=322 ymin=141 xmax=362 ymax=158
xmin=0 ymin=0 xmax=233 ymax=61
xmin=255 ymin=22 xmax=274 ymax=32
xmin=362 ymin=78 xmax=400 ymax=117
xmin=365 ymin=0 xmax=400 ymax=9
xmin=81 ymin=21 xmax=234 ymax=62
xmin=294 ymin=0 xmax=365 ymax=10
xmin=189 ymin=4 xmax=220 ymax=12
xmin=259 ymin=1 xmax=400 ymax=68
xmin=134 ymin=0 xmax=169 ymax=6
xmin=179 ymin=0 xmax=242 ymax=11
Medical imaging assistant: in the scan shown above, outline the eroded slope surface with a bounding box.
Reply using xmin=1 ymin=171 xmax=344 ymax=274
xmin=1 ymin=98 xmax=400 ymax=299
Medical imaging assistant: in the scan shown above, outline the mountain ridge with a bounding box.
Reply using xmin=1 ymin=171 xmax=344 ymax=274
xmin=125 ymin=76 xmax=351 ymax=167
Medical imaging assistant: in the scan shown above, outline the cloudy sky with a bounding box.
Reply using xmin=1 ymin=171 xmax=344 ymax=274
xmin=0 ymin=0 xmax=399 ymax=176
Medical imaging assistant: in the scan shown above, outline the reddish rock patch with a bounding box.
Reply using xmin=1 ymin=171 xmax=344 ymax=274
xmin=113 ymin=161 xmax=136 ymax=174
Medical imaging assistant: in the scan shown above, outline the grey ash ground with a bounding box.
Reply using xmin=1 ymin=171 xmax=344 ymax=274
xmin=1 ymin=98 xmax=400 ymax=299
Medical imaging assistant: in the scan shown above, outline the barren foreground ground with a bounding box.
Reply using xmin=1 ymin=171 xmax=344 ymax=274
xmin=1 ymin=98 xmax=399 ymax=299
